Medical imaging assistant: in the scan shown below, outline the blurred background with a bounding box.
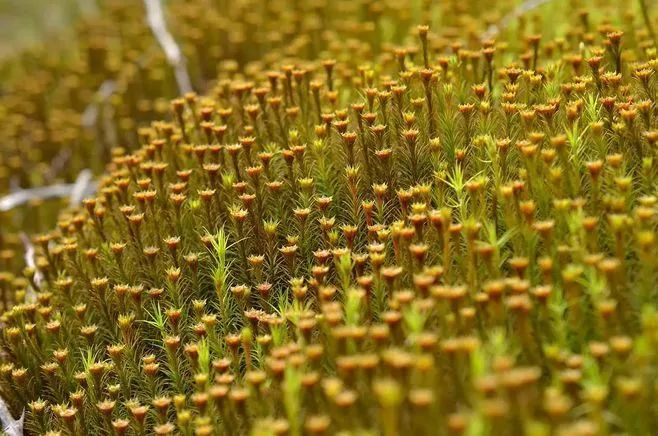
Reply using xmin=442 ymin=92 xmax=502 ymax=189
xmin=0 ymin=0 xmax=95 ymax=59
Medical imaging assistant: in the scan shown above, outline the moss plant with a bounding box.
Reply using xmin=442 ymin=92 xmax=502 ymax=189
xmin=1 ymin=0 xmax=658 ymax=435
xmin=0 ymin=0 xmax=516 ymax=291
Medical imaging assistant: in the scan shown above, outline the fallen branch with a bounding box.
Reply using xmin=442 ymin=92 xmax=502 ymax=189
xmin=0 ymin=397 xmax=22 ymax=436
xmin=144 ymin=0 xmax=193 ymax=95
xmin=482 ymin=0 xmax=553 ymax=40
xmin=38 ymin=79 xmax=119 ymax=184
xmin=81 ymin=80 xmax=117 ymax=129
xmin=19 ymin=232 xmax=40 ymax=303
xmin=0 ymin=169 xmax=97 ymax=212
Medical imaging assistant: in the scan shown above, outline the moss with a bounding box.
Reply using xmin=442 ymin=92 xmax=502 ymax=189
xmin=1 ymin=0 xmax=658 ymax=434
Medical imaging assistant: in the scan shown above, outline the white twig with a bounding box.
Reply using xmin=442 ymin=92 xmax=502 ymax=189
xmin=81 ymin=79 xmax=118 ymax=170
xmin=20 ymin=233 xmax=41 ymax=303
xmin=0 ymin=170 xmax=97 ymax=212
xmin=482 ymin=0 xmax=553 ymax=40
xmin=144 ymin=0 xmax=193 ymax=95
xmin=0 ymin=397 xmax=23 ymax=436
xmin=81 ymin=80 xmax=117 ymax=129
xmin=70 ymin=169 xmax=94 ymax=207
xmin=44 ymin=149 xmax=72 ymax=183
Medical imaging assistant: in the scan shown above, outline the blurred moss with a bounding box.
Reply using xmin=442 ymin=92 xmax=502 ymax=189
xmin=0 ymin=0 xmax=93 ymax=59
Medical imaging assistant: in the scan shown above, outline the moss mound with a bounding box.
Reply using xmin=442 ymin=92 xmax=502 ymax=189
xmin=2 ymin=1 xmax=658 ymax=434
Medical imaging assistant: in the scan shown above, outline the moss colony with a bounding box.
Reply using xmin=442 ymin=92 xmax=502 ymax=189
xmin=2 ymin=0 xmax=658 ymax=434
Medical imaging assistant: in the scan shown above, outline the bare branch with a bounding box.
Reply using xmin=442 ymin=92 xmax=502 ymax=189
xmin=482 ymin=0 xmax=553 ymax=40
xmin=20 ymin=232 xmax=41 ymax=303
xmin=143 ymin=0 xmax=193 ymax=95
xmin=81 ymin=80 xmax=117 ymax=129
xmin=0 ymin=397 xmax=22 ymax=436
xmin=0 ymin=170 xmax=97 ymax=212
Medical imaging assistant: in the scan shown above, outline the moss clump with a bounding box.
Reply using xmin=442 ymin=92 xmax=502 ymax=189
xmin=2 ymin=1 xmax=658 ymax=435
xmin=0 ymin=0 xmax=501 ymax=292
